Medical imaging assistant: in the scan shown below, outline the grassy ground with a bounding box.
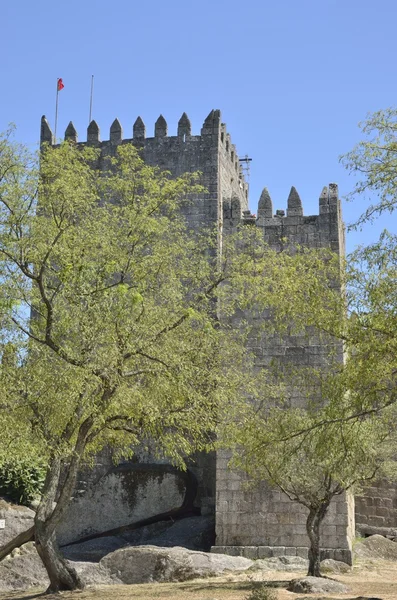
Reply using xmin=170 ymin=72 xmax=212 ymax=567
xmin=1 ymin=559 xmax=395 ymax=600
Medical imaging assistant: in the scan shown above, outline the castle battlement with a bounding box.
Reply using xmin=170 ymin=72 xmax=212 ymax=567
xmin=41 ymin=110 xmax=241 ymax=152
xmin=40 ymin=111 xmax=249 ymax=232
xmin=40 ymin=112 xmax=343 ymax=254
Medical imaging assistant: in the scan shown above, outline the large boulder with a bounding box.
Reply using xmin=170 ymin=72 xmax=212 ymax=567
xmin=0 ymin=550 xmax=48 ymax=591
xmin=57 ymin=464 xmax=190 ymax=545
xmin=100 ymin=545 xmax=253 ymax=583
xmin=354 ymin=534 xmax=397 ymax=560
xmin=320 ymin=558 xmax=351 ymax=573
xmin=0 ymin=544 xmax=120 ymax=591
xmin=0 ymin=500 xmax=35 ymax=547
xmin=287 ymin=576 xmax=349 ymax=594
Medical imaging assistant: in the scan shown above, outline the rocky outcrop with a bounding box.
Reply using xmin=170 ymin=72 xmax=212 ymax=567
xmin=353 ymin=534 xmax=397 ymax=560
xmin=0 ymin=545 xmax=47 ymax=592
xmin=57 ymin=464 xmax=196 ymax=546
xmin=100 ymin=545 xmax=253 ymax=584
xmin=0 ymin=543 xmax=258 ymax=591
xmin=0 ymin=500 xmax=35 ymax=547
xmin=287 ymin=576 xmax=349 ymax=594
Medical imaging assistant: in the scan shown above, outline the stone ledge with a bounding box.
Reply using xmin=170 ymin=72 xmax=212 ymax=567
xmin=210 ymin=545 xmax=352 ymax=565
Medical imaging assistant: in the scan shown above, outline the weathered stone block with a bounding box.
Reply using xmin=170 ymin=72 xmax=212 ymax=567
xmin=243 ymin=546 xmax=259 ymax=559
xmin=257 ymin=546 xmax=272 ymax=558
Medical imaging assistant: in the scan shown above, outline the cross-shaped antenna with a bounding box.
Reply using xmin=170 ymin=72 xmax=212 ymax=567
xmin=239 ymin=155 xmax=253 ymax=180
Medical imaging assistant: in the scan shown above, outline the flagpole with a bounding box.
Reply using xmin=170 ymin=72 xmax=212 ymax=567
xmin=89 ymin=75 xmax=94 ymax=124
xmin=54 ymin=78 xmax=60 ymax=142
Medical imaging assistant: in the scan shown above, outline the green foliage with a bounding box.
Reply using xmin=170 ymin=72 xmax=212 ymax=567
xmin=0 ymin=130 xmax=292 ymax=542
xmin=245 ymin=585 xmax=278 ymax=600
xmin=0 ymin=457 xmax=46 ymax=505
xmin=220 ymin=226 xmax=397 ymax=509
xmin=341 ymin=108 xmax=397 ymax=227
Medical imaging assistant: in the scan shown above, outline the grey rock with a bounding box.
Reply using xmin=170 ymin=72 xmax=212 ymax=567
xmin=100 ymin=545 xmax=253 ymax=584
xmin=0 ymin=500 xmax=35 ymax=547
xmin=356 ymin=524 xmax=397 ymax=539
xmin=0 ymin=548 xmax=120 ymax=591
xmin=320 ymin=558 xmax=351 ymax=573
xmin=287 ymin=576 xmax=349 ymax=594
xmin=73 ymin=560 xmax=122 ymax=585
xmin=0 ymin=552 xmax=48 ymax=591
xmin=9 ymin=541 xmax=36 ymax=559
xmin=354 ymin=534 xmax=397 ymax=560
xmin=57 ymin=464 xmax=187 ymax=545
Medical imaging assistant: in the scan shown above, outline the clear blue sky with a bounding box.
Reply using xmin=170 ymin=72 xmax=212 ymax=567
xmin=2 ymin=0 xmax=396 ymax=251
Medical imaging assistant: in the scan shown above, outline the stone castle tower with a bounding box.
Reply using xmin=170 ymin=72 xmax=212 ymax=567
xmin=40 ymin=110 xmax=394 ymax=564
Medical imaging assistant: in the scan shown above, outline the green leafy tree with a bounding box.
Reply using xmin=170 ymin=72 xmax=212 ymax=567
xmin=220 ymin=227 xmax=397 ymax=577
xmin=0 ymin=131 xmax=281 ymax=592
xmin=341 ymin=108 xmax=397 ymax=227
xmin=222 ymin=372 xmax=397 ymax=576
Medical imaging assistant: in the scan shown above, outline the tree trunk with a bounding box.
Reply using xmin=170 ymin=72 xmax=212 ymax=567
xmin=306 ymin=501 xmax=330 ymax=577
xmin=35 ymin=520 xmax=83 ymax=593
xmin=34 ymin=451 xmax=86 ymax=592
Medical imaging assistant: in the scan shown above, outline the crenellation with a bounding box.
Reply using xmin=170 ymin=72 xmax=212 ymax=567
xmin=40 ymin=115 xmax=53 ymax=145
xmin=329 ymin=182 xmax=339 ymax=207
xmin=133 ymin=116 xmax=145 ymax=140
xmin=201 ymin=109 xmax=221 ymax=136
xmin=257 ymin=187 xmax=273 ymax=219
xmin=87 ymin=120 xmax=100 ymax=144
xmin=155 ymin=115 xmax=167 ymax=138
xmin=64 ymin=121 xmax=78 ymax=142
xmin=177 ymin=112 xmax=191 ymax=138
xmin=110 ymin=118 xmax=123 ymax=143
xmin=319 ymin=185 xmax=329 ymax=214
xmin=286 ymin=186 xmax=303 ymax=216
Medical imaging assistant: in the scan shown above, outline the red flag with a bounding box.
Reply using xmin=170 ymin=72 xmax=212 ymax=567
xmin=57 ymin=78 xmax=64 ymax=91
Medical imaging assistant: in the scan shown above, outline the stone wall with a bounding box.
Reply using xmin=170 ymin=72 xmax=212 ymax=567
xmin=355 ymin=480 xmax=397 ymax=530
xmin=213 ymin=450 xmax=353 ymax=563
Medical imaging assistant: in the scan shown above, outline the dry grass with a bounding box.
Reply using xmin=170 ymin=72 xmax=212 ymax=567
xmin=1 ymin=559 xmax=396 ymax=600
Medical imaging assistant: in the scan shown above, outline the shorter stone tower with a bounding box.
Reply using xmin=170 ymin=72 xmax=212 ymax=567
xmin=215 ymin=184 xmax=353 ymax=564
